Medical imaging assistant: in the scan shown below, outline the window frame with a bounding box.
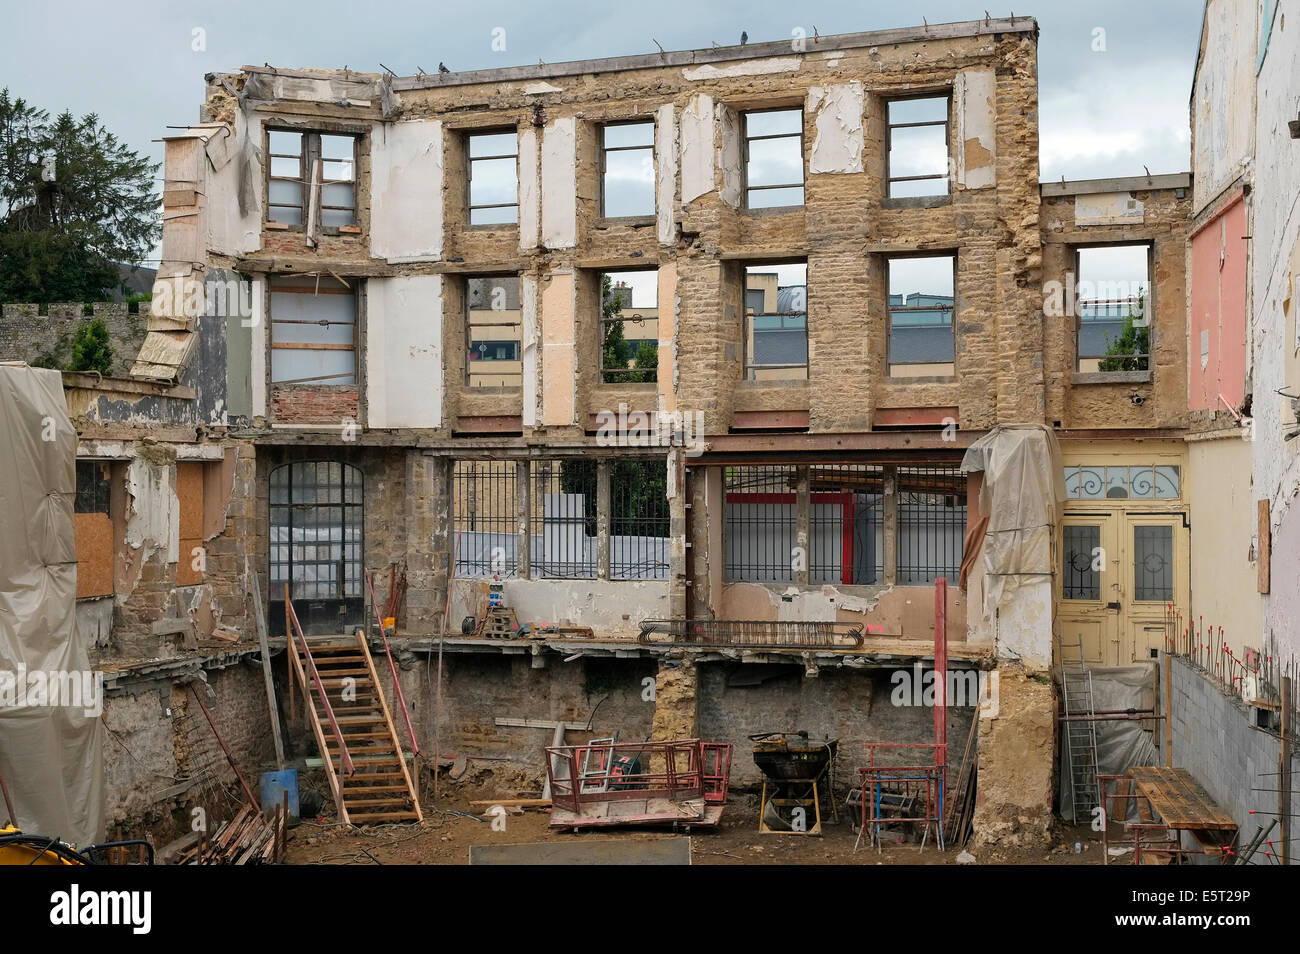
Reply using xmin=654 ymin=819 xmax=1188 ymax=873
xmin=268 ymin=275 xmax=359 ymax=387
xmin=264 ymin=128 xmax=359 ymax=231
xmin=741 ymin=107 xmax=805 ymax=211
xmin=885 ymin=251 xmax=958 ymax=376
xmin=466 ymin=128 xmax=520 ymax=227
xmin=598 ymin=268 xmax=660 ymax=385
xmin=884 ymin=93 xmax=952 ymax=199
xmin=599 ymin=119 xmax=656 ymax=221
xmin=465 ymin=273 xmax=524 ymax=389
xmin=741 ymin=259 xmax=809 ymax=382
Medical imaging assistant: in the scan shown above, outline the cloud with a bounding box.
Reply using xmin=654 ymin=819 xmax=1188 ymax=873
xmin=1039 ymin=59 xmax=1193 ymax=180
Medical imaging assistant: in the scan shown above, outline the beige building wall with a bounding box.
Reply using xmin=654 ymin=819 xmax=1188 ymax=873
xmin=1187 ymin=433 xmax=1262 ymax=657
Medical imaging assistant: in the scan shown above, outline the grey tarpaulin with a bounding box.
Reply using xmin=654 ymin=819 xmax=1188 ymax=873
xmin=960 ymin=424 xmax=1066 ymax=617
xmin=1058 ymin=666 xmax=1160 ymax=822
xmin=0 ymin=364 xmax=105 ymax=846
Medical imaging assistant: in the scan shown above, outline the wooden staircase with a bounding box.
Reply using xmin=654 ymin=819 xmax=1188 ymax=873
xmin=287 ymin=630 xmax=422 ymax=826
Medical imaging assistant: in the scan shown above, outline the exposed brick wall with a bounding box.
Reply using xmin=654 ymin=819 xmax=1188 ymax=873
xmin=270 ymin=386 xmax=359 ymax=425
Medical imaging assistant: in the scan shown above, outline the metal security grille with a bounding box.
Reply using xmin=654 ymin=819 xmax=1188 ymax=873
xmin=896 ymin=467 xmax=967 ymax=584
xmin=533 ymin=461 xmax=596 ymax=578
xmin=268 ymin=461 xmax=364 ymax=635
xmin=808 ymin=464 xmax=884 ymax=584
xmin=1133 ymin=525 xmax=1173 ymax=602
xmin=724 ymin=465 xmax=798 ymax=582
xmin=453 ymin=461 xmax=518 ymax=578
xmin=1063 ymin=525 xmax=1101 ymax=600
xmin=611 ymin=459 xmax=669 ymax=580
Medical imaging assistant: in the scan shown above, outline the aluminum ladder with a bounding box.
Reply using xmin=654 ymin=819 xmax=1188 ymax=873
xmin=1060 ymin=634 xmax=1100 ymax=824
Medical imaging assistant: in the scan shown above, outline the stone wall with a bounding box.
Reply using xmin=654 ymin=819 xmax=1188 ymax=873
xmin=0 ymin=301 xmax=147 ymax=378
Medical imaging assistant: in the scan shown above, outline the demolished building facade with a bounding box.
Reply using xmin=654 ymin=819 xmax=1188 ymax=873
xmin=2 ymin=15 xmax=1235 ymax=848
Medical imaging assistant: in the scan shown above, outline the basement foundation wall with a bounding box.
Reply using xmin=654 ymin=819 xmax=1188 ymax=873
xmin=1169 ymin=655 xmax=1299 ymax=852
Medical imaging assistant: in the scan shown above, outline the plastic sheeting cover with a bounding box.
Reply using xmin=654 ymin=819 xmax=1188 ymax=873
xmin=960 ymin=424 xmax=1066 ymax=616
xmin=0 ymin=364 xmax=105 ymax=846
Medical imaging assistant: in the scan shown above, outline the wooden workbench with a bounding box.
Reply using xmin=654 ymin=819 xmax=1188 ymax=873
xmin=1128 ymin=766 xmax=1238 ymax=859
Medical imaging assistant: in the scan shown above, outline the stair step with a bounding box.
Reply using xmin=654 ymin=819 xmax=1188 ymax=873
xmin=345 ymin=796 xmax=414 ymax=808
xmin=343 ymin=772 xmax=407 ymax=784
xmin=347 ymin=811 xmax=420 ymax=823
xmin=341 ymin=784 xmax=412 ymax=794
xmin=331 ymin=716 xmax=388 ymax=725
xmin=319 ymin=677 xmax=373 ymax=687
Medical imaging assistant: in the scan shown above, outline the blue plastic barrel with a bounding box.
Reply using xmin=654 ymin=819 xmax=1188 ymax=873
xmin=260 ymin=769 xmax=299 ymax=819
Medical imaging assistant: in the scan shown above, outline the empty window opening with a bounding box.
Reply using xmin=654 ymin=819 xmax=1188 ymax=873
xmin=1076 ymin=244 xmax=1150 ymax=373
xmin=533 ymin=462 xmax=596 ymax=579
xmin=454 ymin=461 xmax=520 ymax=578
xmin=896 ymin=467 xmax=966 ymax=584
xmin=466 ymin=275 xmax=522 ymax=388
xmin=269 ymin=276 xmax=357 ymax=386
xmin=744 ymin=262 xmax=808 ymax=381
xmin=266 ymin=130 xmax=357 ymax=228
xmin=558 ymin=459 xmax=669 ymax=580
xmin=888 ymin=254 xmax=955 ymax=377
xmin=887 ymin=96 xmax=950 ymax=198
xmin=743 ymin=109 xmax=804 ymax=209
xmin=600 ymin=270 xmax=659 ymax=384
xmin=601 ymin=122 xmax=655 ymax=218
xmin=468 ymin=130 xmax=519 ymax=225
xmin=268 ymin=461 xmax=364 ymax=635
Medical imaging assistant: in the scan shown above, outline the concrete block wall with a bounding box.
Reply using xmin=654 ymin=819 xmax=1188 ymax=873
xmin=1169 ymin=655 xmax=1298 ymax=853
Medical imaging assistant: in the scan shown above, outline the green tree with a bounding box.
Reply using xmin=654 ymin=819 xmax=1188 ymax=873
xmin=1097 ymin=293 xmax=1149 ymax=372
xmin=0 ymin=89 xmax=158 ymax=303
xmin=601 ymin=274 xmax=632 ymax=380
xmin=67 ymin=317 xmax=114 ymax=374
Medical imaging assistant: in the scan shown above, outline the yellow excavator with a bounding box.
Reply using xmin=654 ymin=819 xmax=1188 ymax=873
xmin=0 ymin=825 xmax=154 ymax=865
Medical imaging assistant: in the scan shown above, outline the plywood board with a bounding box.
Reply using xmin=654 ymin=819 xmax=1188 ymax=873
xmin=74 ymin=512 xmax=114 ymax=598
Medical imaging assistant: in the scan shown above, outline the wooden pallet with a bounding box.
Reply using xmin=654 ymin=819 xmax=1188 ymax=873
xmin=288 ymin=631 xmax=423 ymax=826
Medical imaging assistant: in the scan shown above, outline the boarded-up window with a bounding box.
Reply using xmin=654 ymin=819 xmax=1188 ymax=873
xmin=176 ymin=461 xmax=205 ymax=586
xmin=74 ymin=460 xmax=114 ymax=598
xmin=270 ymin=276 xmax=357 ymax=386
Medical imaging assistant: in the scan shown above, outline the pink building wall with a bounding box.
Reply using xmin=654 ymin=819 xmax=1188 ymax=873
xmin=1189 ymin=193 xmax=1248 ymax=411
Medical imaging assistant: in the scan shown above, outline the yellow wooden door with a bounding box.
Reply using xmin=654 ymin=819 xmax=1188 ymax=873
xmin=1121 ymin=513 xmax=1188 ymax=663
xmin=1058 ymin=513 xmax=1122 ymax=665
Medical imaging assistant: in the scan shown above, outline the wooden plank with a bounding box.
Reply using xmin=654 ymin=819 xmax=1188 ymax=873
xmin=250 ymin=576 xmax=287 ymax=771
xmin=1130 ymin=766 xmax=1237 ymax=830
xmin=353 ymin=629 xmax=423 ymax=823
xmin=1258 ymin=499 xmax=1271 ymax=593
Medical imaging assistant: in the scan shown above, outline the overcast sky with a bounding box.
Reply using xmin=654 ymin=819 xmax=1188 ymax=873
xmin=2 ymin=0 xmax=1204 ymax=273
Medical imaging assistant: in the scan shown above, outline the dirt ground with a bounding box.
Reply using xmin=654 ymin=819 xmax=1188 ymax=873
xmin=285 ymin=782 xmax=1105 ymax=866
